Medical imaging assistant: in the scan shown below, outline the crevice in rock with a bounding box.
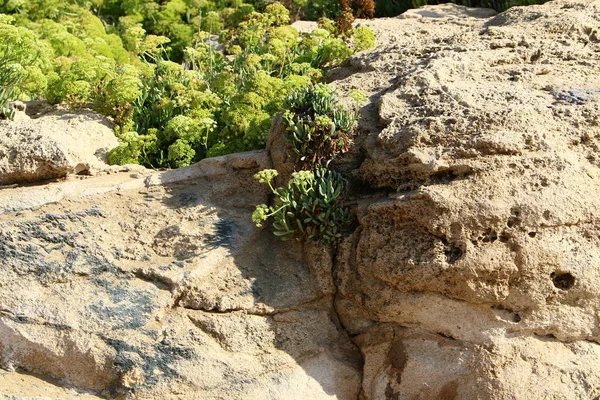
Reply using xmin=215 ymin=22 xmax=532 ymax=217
xmin=328 ymin=241 xmax=364 ymax=400
xmin=437 ymin=332 xmax=456 ymax=340
xmin=528 ymin=332 xmax=600 ymax=347
xmin=131 ymin=268 xmax=175 ymax=292
xmin=180 ymin=295 xmax=332 ymax=317
xmin=0 ymin=309 xmax=73 ymax=331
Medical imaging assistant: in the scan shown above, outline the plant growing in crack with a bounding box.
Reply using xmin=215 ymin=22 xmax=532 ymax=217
xmin=282 ymin=84 xmax=356 ymax=170
xmin=252 ymin=166 xmax=352 ymax=247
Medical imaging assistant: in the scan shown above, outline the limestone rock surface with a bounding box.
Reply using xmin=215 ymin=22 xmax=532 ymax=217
xmin=0 ymin=151 xmax=361 ymax=399
xmin=2 ymin=1 xmax=600 ymax=399
xmin=0 ymin=110 xmax=118 ymax=185
xmin=328 ymin=0 xmax=600 ymax=398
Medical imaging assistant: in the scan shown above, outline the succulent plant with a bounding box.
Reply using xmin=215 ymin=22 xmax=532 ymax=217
xmin=282 ymin=84 xmax=356 ymax=169
xmin=253 ymin=165 xmax=352 ymax=247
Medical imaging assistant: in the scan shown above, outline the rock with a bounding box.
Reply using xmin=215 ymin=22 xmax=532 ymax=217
xmin=266 ymin=113 xmax=296 ymax=187
xmin=0 ymin=368 xmax=103 ymax=399
xmin=0 ymin=151 xmax=362 ymax=399
xmin=3 ymin=1 xmax=600 ymax=399
xmin=328 ymin=0 xmax=600 ymax=398
xmin=0 ymin=110 xmax=119 ymax=185
xmin=399 ymin=3 xmax=497 ymax=19
xmin=291 ymin=20 xmax=318 ymax=34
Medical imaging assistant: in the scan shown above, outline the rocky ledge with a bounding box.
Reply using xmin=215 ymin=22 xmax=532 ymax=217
xmin=1 ymin=0 xmax=599 ymax=399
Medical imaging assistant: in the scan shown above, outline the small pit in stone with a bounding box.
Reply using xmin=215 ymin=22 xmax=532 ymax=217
xmin=506 ymin=217 xmax=520 ymax=228
xmin=444 ymin=246 xmax=463 ymax=264
xmin=550 ymin=272 xmax=575 ymax=290
xmin=499 ymin=231 xmax=510 ymax=243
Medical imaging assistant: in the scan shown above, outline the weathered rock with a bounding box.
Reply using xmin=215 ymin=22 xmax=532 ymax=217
xmin=0 ymin=151 xmax=362 ymax=399
xmin=0 ymin=368 xmax=102 ymax=399
xmin=266 ymin=112 xmax=297 ymax=187
xmin=329 ymin=1 xmax=600 ymax=398
xmin=0 ymin=110 xmax=118 ymax=185
xmin=3 ymin=1 xmax=600 ymax=399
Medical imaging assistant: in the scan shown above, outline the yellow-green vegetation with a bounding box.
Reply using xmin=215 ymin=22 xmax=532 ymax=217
xmin=0 ymin=0 xmax=376 ymax=168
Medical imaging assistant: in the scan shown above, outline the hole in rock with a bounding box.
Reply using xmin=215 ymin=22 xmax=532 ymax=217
xmin=512 ymin=313 xmax=521 ymax=323
xmin=444 ymin=246 xmax=463 ymax=264
xmin=506 ymin=217 xmax=520 ymax=228
xmin=482 ymin=229 xmax=497 ymax=243
xmin=550 ymin=272 xmax=575 ymax=290
xmin=528 ymin=232 xmax=537 ymax=238
xmin=431 ymin=169 xmax=458 ymax=184
xmin=499 ymin=231 xmax=510 ymax=243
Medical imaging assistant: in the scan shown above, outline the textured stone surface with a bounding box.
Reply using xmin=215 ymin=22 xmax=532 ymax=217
xmin=329 ymin=1 xmax=600 ymax=398
xmin=0 ymin=368 xmax=102 ymax=399
xmin=3 ymin=1 xmax=600 ymax=399
xmin=0 ymin=152 xmax=361 ymax=399
xmin=0 ymin=110 xmax=118 ymax=185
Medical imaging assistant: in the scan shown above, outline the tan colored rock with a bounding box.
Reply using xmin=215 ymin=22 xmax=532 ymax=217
xmin=0 ymin=151 xmax=361 ymax=399
xmin=0 ymin=110 xmax=119 ymax=185
xmin=0 ymin=368 xmax=102 ymax=399
xmin=328 ymin=0 xmax=600 ymax=398
xmin=3 ymin=1 xmax=600 ymax=399
xmin=355 ymin=325 xmax=600 ymax=400
xmin=266 ymin=112 xmax=296 ymax=187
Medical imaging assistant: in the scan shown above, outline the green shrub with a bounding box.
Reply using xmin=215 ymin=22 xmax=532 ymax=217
xmin=167 ymin=138 xmax=196 ymax=167
xmin=0 ymin=16 xmax=51 ymax=118
xmin=353 ymin=25 xmax=375 ymax=52
xmin=0 ymin=2 xmax=369 ymax=168
xmin=282 ymin=84 xmax=356 ymax=169
xmin=252 ymin=166 xmax=352 ymax=247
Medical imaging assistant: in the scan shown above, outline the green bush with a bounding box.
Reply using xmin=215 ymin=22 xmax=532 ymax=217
xmin=252 ymin=83 xmax=358 ymax=247
xmin=252 ymin=166 xmax=352 ymax=247
xmin=353 ymin=25 xmax=375 ymax=52
xmin=0 ymin=1 xmax=375 ymax=168
xmin=0 ymin=16 xmax=51 ymax=119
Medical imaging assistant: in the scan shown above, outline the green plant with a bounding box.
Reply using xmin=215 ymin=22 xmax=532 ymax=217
xmin=0 ymin=18 xmax=49 ymax=119
xmin=252 ymin=166 xmax=352 ymax=247
xmin=0 ymin=1 xmax=371 ymax=168
xmin=352 ymin=25 xmax=375 ymax=52
xmin=0 ymin=53 xmax=19 ymax=119
xmin=282 ymin=84 xmax=356 ymax=169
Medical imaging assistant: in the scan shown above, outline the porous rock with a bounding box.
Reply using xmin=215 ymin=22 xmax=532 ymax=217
xmin=330 ymin=0 xmax=600 ymax=398
xmin=2 ymin=1 xmax=600 ymax=399
xmin=0 ymin=110 xmax=118 ymax=185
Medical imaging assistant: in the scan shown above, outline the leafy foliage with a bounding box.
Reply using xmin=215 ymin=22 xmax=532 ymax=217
xmin=353 ymin=25 xmax=375 ymax=52
xmin=283 ymin=84 xmax=356 ymax=169
xmin=0 ymin=16 xmax=50 ymax=119
xmin=0 ymin=1 xmax=375 ymax=166
xmin=252 ymin=83 xmax=358 ymax=247
xmin=103 ymin=6 xmax=372 ymax=168
xmin=252 ymin=166 xmax=352 ymax=247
